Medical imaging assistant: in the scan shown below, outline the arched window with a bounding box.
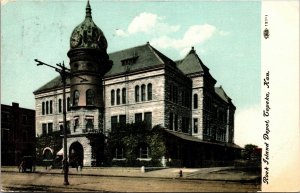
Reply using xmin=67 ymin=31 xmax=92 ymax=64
xmin=147 ymin=83 xmax=152 ymax=101
xmin=111 ymin=90 xmax=115 ymax=106
xmin=67 ymin=97 xmax=70 ymax=111
xmin=193 ymin=94 xmax=198 ymax=109
xmin=86 ymin=89 xmax=95 ymax=106
xmin=58 ymin=99 xmax=62 ymax=113
xmin=135 ymin=85 xmax=139 ymax=102
xmin=141 ymin=84 xmax=146 ymax=101
xmin=122 ymin=88 xmax=126 ymax=104
xmin=50 ymin=100 xmax=53 ymax=114
xmin=46 ymin=101 xmax=49 ymax=114
xmin=73 ymin=90 xmax=80 ymax=106
xmin=117 ymin=89 xmax=120 ymax=105
xmin=42 ymin=102 xmax=45 ymax=115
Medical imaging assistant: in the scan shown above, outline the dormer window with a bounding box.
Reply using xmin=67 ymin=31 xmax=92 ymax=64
xmin=121 ymin=56 xmax=138 ymax=66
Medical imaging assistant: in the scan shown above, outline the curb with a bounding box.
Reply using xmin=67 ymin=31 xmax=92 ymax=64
xmin=1 ymin=170 xmax=260 ymax=183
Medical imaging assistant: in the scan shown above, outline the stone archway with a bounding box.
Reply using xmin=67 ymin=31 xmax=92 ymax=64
xmin=69 ymin=142 xmax=84 ymax=168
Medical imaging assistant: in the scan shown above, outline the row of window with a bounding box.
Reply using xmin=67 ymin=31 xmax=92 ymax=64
xmin=168 ymin=84 xmax=191 ymax=108
xmin=135 ymin=83 xmax=152 ymax=102
xmin=42 ymin=122 xmax=54 ymax=135
xmin=111 ymin=88 xmax=126 ymax=105
xmin=114 ymin=143 xmax=150 ymax=159
xmin=169 ymin=113 xmax=190 ymax=134
xmin=203 ymin=125 xmax=227 ymax=142
xmin=110 ymin=84 xmax=152 ymax=106
xmin=41 ymin=116 xmax=95 ymax=135
xmin=111 ymin=112 xmax=152 ymax=130
xmin=42 ymin=98 xmax=70 ymax=115
xmin=42 ymin=100 xmax=53 ymax=115
xmin=73 ymin=89 xmax=95 ymax=106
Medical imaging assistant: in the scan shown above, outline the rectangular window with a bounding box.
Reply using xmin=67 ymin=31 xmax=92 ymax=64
xmin=141 ymin=85 xmax=146 ymax=101
xmin=48 ymin=123 xmax=53 ymax=133
xmin=182 ymin=117 xmax=189 ymax=133
xmin=46 ymin=101 xmax=49 ymax=114
xmin=119 ymin=115 xmax=126 ymax=126
xmin=115 ymin=148 xmax=124 ymax=159
xmin=111 ymin=90 xmax=115 ymax=106
xmin=86 ymin=118 xmax=94 ymax=130
xmin=169 ymin=112 xmax=173 ymax=130
xmin=135 ymin=113 xmax=142 ymax=123
xmin=144 ymin=112 xmax=152 ymax=130
xmin=117 ymin=89 xmax=120 ymax=105
xmin=42 ymin=102 xmax=45 ymax=115
xmin=135 ymin=86 xmax=140 ymax=102
xmin=193 ymin=118 xmax=198 ymax=133
xmin=139 ymin=146 xmax=149 ymax=158
xmin=169 ymin=85 xmax=173 ymax=102
xmin=50 ymin=100 xmax=53 ymax=114
xmin=2 ymin=128 xmax=9 ymax=142
xmin=122 ymin=88 xmax=126 ymax=104
xmin=67 ymin=121 xmax=70 ymax=134
xmin=74 ymin=118 xmax=79 ymax=133
xmin=175 ymin=87 xmax=177 ymax=103
xmin=42 ymin=123 xmax=47 ymax=135
xmin=147 ymin=84 xmax=152 ymax=101
xmin=67 ymin=97 xmax=70 ymax=111
xmin=181 ymin=91 xmax=185 ymax=106
xmin=174 ymin=114 xmax=178 ymax=131
xmin=111 ymin=116 xmax=118 ymax=131
xmin=58 ymin=99 xmax=62 ymax=113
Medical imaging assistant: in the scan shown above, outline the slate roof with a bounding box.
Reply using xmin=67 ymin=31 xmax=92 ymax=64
xmin=176 ymin=48 xmax=209 ymax=75
xmin=33 ymin=76 xmax=70 ymax=94
xmin=165 ymin=129 xmax=242 ymax=149
xmin=104 ymin=43 xmax=175 ymax=77
xmin=214 ymin=86 xmax=232 ymax=104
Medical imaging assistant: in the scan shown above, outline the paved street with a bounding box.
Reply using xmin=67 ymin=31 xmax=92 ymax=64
xmin=1 ymin=167 xmax=261 ymax=192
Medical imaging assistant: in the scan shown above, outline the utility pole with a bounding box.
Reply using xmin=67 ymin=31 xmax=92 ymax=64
xmin=35 ymin=59 xmax=71 ymax=185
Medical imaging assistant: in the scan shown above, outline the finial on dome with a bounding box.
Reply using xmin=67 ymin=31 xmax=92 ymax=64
xmin=86 ymin=0 xmax=92 ymax=18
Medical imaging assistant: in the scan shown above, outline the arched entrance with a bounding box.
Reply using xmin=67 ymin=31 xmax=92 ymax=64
xmin=69 ymin=142 xmax=84 ymax=168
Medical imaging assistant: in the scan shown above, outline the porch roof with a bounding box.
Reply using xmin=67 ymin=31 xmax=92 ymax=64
xmin=164 ymin=129 xmax=242 ymax=149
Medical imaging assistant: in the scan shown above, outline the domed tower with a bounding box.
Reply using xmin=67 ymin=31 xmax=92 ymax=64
xmin=67 ymin=0 xmax=112 ymax=132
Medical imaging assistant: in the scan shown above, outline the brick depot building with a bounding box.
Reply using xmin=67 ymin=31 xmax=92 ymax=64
xmin=33 ymin=1 xmax=241 ymax=168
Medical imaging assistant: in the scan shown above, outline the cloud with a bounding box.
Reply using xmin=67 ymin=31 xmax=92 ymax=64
xmin=234 ymin=104 xmax=263 ymax=148
xmin=1 ymin=0 xmax=15 ymax=5
xmin=114 ymin=12 xmax=180 ymax=37
xmin=150 ymin=24 xmax=217 ymax=56
xmin=115 ymin=29 xmax=128 ymax=37
xmin=114 ymin=12 xmax=227 ymax=57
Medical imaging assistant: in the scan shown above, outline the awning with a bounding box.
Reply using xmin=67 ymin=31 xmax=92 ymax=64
xmin=164 ymin=129 xmax=242 ymax=149
xmin=56 ymin=148 xmax=63 ymax=156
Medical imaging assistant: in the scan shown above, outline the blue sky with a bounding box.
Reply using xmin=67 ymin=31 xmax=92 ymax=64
xmin=1 ymin=0 xmax=261 ymax=146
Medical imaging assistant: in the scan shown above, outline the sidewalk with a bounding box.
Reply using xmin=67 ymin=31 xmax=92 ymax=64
xmin=1 ymin=166 xmax=260 ymax=182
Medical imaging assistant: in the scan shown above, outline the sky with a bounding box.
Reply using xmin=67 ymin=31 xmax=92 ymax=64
xmin=1 ymin=0 xmax=261 ymax=147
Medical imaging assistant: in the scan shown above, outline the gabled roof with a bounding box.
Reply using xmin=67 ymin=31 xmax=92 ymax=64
xmin=33 ymin=76 xmax=70 ymax=94
xmin=104 ymin=42 xmax=175 ymax=77
xmin=176 ymin=47 xmax=209 ymax=75
xmin=214 ymin=86 xmax=234 ymax=105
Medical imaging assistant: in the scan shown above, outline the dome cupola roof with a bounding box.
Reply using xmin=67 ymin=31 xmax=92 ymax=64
xmin=69 ymin=0 xmax=107 ymax=51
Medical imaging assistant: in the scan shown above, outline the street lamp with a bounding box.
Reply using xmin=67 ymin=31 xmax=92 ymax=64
xmin=35 ymin=59 xmax=70 ymax=185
